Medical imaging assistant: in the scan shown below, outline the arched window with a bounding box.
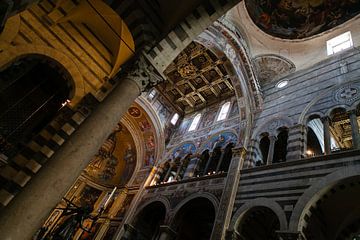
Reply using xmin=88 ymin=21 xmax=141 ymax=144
xmin=188 ymin=114 xmax=201 ymax=131
xmin=170 ymin=113 xmax=179 ymax=125
xmin=217 ymin=102 xmax=231 ymax=121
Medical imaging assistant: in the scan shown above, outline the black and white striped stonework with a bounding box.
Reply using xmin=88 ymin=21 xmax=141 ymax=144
xmin=0 ymin=94 xmax=98 ymax=210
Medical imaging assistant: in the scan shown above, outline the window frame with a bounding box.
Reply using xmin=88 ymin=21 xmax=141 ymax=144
xmin=326 ymin=31 xmax=353 ymax=55
xmin=170 ymin=113 xmax=180 ymax=125
xmin=217 ymin=102 xmax=231 ymax=121
xmin=188 ymin=114 xmax=201 ymax=131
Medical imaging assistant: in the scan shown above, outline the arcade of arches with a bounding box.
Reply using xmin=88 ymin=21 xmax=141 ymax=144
xmin=0 ymin=1 xmax=360 ymax=240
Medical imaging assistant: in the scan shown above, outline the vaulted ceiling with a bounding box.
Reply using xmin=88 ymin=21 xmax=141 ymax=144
xmin=156 ymin=42 xmax=235 ymax=114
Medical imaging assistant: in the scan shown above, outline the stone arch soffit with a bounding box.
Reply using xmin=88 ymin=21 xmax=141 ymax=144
xmin=132 ymin=197 xmax=171 ymax=224
xmin=0 ymin=44 xmax=85 ymax=106
xmin=298 ymin=80 xmax=360 ymax=124
xmin=199 ymin=130 xmax=238 ymax=152
xmin=169 ymin=192 xmax=219 ymax=226
xmin=303 ymin=112 xmax=326 ymax=125
xmin=289 ymin=165 xmax=360 ymax=232
xmin=253 ymin=116 xmax=292 ymax=141
xmin=229 ymin=197 xmax=288 ymax=231
xmin=135 ymin=97 xmax=165 ymax=165
xmin=196 ymin=24 xmax=258 ymax=148
xmin=120 ymin=115 xmax=144 ymax=187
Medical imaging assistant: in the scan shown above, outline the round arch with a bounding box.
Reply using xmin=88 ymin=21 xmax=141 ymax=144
xmin=229 ymin=197 xmax=288 ymax=231
xmin=0 ymin=44 xmax=85 ymax=106
xmin=289 ymin=165 xmax=360 ymax=232
xmin=132 ymin=196 xmax=171 ymax=222
xmin=170 ymin=192 xmax=219 ymax=223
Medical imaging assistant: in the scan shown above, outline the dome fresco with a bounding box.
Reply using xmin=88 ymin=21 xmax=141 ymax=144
xmin=245 ymin=0 xmax=360 ymax=39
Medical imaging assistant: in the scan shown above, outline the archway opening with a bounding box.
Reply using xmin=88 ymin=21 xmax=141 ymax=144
xmin=273 ymin=127 xmax=288 ymax=163
xmin=133 ymin=201 xmax=166 ymax=239
xmin=173 ymin=197 xmax=216 ymax=240
xmin=0 ymin=56 xmax=72 ymax=156
xmin=259 ymin=134 xmax=270 ymax=166
xmin=237 ymin=206 xmax=280 ymax=240
xmin=218 ymin=142 xmax=234 ymax=172
xmin=306 ymin=115 xmax=324 ymax=156
xmin=301 ymin=176 xmax=360 ymax=240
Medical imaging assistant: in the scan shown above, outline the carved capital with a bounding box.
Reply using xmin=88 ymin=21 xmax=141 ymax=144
xmin=125 ymin=55 xmax=164 ymax=92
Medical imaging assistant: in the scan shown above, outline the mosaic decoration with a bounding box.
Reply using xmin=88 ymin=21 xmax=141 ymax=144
xmin=85 ymin=123 xmax=136 ymax=186
xmin=201 ymin=132 xmax=238 ymax=151
xmin=246 ymin=0 xmax=360 ymax=39
xmin=171 ymin=142 xmax=197 ymax=159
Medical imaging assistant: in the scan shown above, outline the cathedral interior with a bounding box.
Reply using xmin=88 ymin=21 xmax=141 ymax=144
xmin=1 ymin=0 xmax=360 ymax=240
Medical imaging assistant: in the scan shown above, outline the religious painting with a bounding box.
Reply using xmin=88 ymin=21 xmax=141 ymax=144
xmin=200 ymin=107 xmax=217 ymax=128
xmin=201 ymin=132 xmax=238 ymax=151
xmin=128 ymin=106 xmax=141 ymax=118
xmin=76 ymin=185 xmax=102 ymax=208
xmin=85 ymin=123 xmax=137 ymax=186
xmin=139 ymin=120 xmax=152 ymax=132
xmin=116 ymin=194 xmax=135 ymax=218
xmin=177 ymin=119 xmax=191 ymax=136
xmin=171 ymin=142 xmax=196 ymax=159
xmin=246 ymin=0 xmax=360 ymax=39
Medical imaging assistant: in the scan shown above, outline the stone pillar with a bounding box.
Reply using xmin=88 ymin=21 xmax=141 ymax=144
xmin=266 ymin=136 xmax=277 ymax=165
xmin=216 ymin=149 xmax=226 ymax=172
xmin=321 ymin=117 xmax=331 ymax=154
xmin=349 ymin=110 xmax=360 ymax=149
xmin=276 ymin=231 xmax=304 ymax=240
xmin=210 ymin=147 xmax=247 ymax=240
xmin=183 ymin=156 xmax=200 ymax=179
xmin=0 ymin=56 xmax=163 ymax=240
xmin=158 ymin=225 xmax=177 ymax=240
xmin=286 ymin=124 xmax=306 ymax=161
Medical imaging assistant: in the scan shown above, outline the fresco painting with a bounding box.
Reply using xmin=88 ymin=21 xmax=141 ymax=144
xmin=246 ymin=0 xmax=360 ymax=39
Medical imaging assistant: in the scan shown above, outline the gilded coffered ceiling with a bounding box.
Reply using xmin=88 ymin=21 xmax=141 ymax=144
xmin=157 ymin=42 xmax=235 ymax=114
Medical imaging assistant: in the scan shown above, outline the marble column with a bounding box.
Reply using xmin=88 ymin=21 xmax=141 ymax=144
xmin=183 ymin=156 xmax=200 ymax=179
xmin=266 ymin=136 xmax=277 ymax=165
xmin=210 ymin=147 xmax=246 ymax=240
xmin=321 ymin=117 xmax=331 ymax=154
xmin=158 ymin=225 xmax=177 ymax=240
xmin=0 ymin=56 xmax=163 ymax=240
xmin=349 ymin=110 xmax=360 ymax=149
xmin=216 ymin=149 xmax=226 ymax=172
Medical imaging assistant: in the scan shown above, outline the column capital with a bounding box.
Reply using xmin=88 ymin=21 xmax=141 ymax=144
xmin=232 ymin=147 xmax=247 ymax=158
xmin=320 ymin=116 xmax=330 ymax=123
xmin=124 ymin=55 xmax=164 ymax=92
